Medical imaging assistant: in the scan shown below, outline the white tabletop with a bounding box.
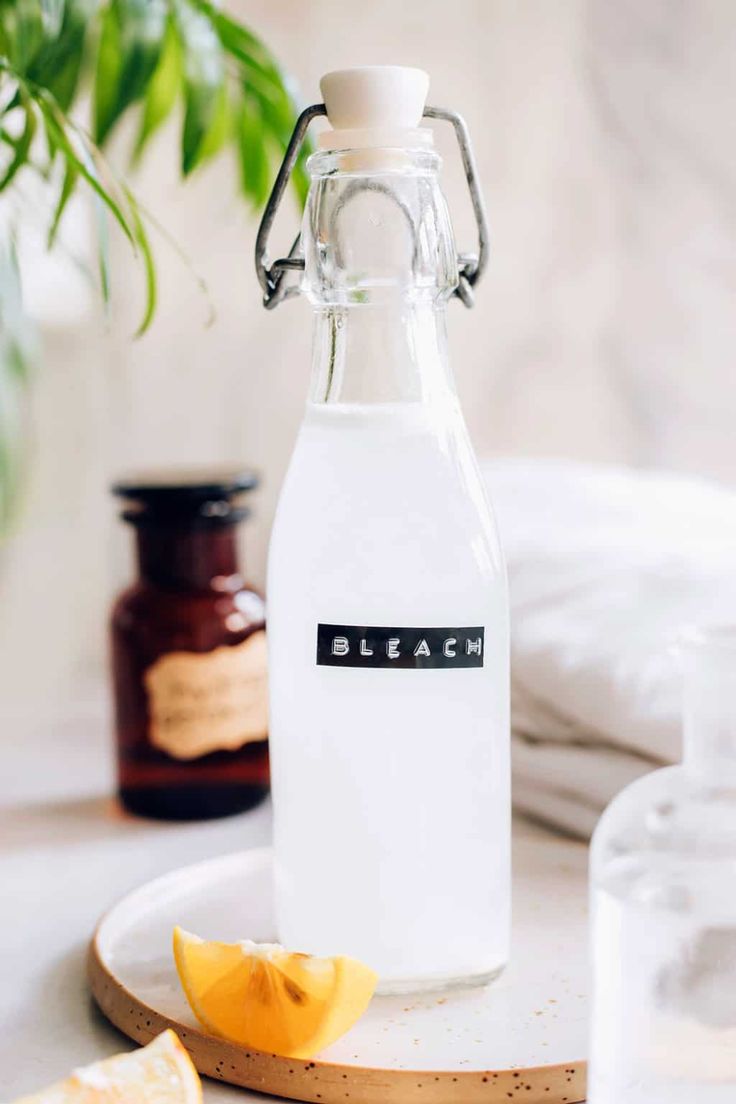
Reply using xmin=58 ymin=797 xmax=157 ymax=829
xmin=0 ymin=704 xmax=588 ymax=1102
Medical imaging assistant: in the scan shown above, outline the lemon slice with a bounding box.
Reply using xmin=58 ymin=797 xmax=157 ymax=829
xmin=173 ymin=926 xmax=378 ymax=1058
xmin=12 ymin=1029 xmax=201 ymax=1104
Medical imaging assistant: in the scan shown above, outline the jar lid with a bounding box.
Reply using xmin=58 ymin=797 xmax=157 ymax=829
xmin=112 ymin=466 xmax=258 ymax=527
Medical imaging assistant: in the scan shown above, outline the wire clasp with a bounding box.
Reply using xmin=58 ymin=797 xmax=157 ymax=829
xmin=254 ymin=103 xmax=489 ymax=310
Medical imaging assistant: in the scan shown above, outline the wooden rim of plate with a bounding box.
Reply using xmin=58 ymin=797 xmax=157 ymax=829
xmin=88 ymin=920 xmax=586 ymax=1104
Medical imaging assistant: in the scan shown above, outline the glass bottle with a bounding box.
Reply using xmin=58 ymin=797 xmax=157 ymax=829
xmin=111 ymin=470 xmax=269 ymax=820
xmin=589 ymin=626 xmax=736 ymax=1103
xmin=265 ymin=67 xmax=510 ymax=991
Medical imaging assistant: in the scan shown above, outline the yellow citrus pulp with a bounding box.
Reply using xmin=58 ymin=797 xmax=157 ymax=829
xmin=173 ymin=926 xmax=378 ymax=1059
xmin=12 ymin=1029 xmax=201 ymax=1104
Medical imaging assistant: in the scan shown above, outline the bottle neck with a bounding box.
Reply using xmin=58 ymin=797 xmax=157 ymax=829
xmin=302 ymin=146 xmax=459 ymax=405
xmin=309 ymin=299 xmax=454 ymax=406
xmin=135 ymin=524 xmax=243 ymax=591
xmin=682 ymin=636 xmax=736 ymax=785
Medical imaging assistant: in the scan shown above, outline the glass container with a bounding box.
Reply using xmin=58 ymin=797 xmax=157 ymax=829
xmin=110 ymin=469 xmax=269 ymax=820
xmin=589 ymin=626 xmax=736 ymax=1102
xmin=264 ymin=67 xmax=510 ymax=992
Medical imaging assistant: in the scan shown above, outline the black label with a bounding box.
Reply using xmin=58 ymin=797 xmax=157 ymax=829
xmin=316 ymin=624 xmax=485 ymax=670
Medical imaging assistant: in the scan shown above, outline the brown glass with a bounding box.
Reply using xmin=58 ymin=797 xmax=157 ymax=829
xmin=111 ymin=520 xmax=269 ymax=820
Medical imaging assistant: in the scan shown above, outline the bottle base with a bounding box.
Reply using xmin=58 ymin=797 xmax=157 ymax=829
xmin=118 ymin=783 xmax=269 ymax=821
xmin=375 ymin=960 xmax=507 ymax=997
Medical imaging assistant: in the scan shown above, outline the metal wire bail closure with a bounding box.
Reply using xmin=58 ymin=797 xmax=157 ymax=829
xmin=254 ymin=103 xmax=489 ymax=310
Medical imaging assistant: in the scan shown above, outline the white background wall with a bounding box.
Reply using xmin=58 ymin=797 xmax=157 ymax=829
xmin=2 ymin=0 xmax=736 ymax=712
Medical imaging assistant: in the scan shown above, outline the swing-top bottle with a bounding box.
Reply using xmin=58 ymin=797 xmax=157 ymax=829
xmin=263 ymin=66 xmax=510 ymax=991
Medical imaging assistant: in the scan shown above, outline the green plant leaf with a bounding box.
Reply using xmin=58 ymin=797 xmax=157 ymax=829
xmin=194 ymin=80 xmax=230 ymax=167
xmin=37 ymin=90 xmax=135 ymax=247
xmin=93 ymin=2 xmax=120 ymax=142
xmin=188 ymin=0 xmax=286 ymax=94
xmin=94 ymin=0 xmax=167 ymax=146
xmin=291 ymin=154 xmax=310 ymax=207
xmin=194 ymin=2 xmax=299 ymax=143
xmin=47 ymin=156 xmax=78 ymax=245
xmin=0 ymin=91 xmax=36 ymax=190
xmin=0 ymin=0 xmax=47 ymax=74
xmin=94 ymin=175 xmax=111 ymax=304
xmin=0 ymin=0 xmax=312 ymax=532
xmin=174 ymin=0 xmax=224 ymax=175
xmin=39 ymin=93 xmax=154 ymax=332
xmin=185 ymin=0 xmax=310 ymax=205
xmin=132 ymin=13 xmax=181 ymax=163
xmin=188 ymin=0 xmax=313 ymax=205
xmin=236 ymin=92 xmax=270 ymax=209
xmin=26 ymin=0 xmax=96 ymax=112
xmin=0 ymin=234 xmax=35 ymax=533
xmin=122 ymin=183 xmax=156 ymax=335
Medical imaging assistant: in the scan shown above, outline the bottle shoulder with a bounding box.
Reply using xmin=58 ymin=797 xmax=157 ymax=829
xmin=592 ymin=763 xmax=736 ymax=873
xmin=111 ymin=581 xmax=265 ymax=633
xmin=274 ymin=403 xmax=503 ymax=536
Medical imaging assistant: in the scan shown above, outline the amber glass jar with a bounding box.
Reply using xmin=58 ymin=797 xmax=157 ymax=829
xmin=110 ymin=469 xmax=269 ymax=820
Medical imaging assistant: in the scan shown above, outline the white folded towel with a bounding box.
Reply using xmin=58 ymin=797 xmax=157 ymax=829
xmin=482 ymin=458 xmax=736 ymax=837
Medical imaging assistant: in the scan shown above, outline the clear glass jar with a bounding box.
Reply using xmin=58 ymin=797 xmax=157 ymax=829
xmin=267 ymin=136 xmax=510 ymax=991
xmin=588 ymin=627 xmax=736 ymax=1103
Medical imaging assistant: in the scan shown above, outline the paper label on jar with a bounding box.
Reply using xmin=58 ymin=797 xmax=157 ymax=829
xmin=144 ymin=631 xmax=268 ymax=760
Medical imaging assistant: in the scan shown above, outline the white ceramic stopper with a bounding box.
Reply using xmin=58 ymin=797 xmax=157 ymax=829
xmin=321 ymin=66 xmax=429 ymax=130
xmin=318 ymin=66 xmax=431 ymax=151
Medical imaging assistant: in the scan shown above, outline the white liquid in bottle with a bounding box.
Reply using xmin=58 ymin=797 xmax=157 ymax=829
xmin=266 ymin=67 xmax=510 ymax=991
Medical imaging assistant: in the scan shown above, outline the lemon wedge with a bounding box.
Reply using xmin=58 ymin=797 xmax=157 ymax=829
xmin=173 ymin=926 xmax=377 ymax=1058
xmin=12 ymin=1029 xmax=201 ymax=1104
